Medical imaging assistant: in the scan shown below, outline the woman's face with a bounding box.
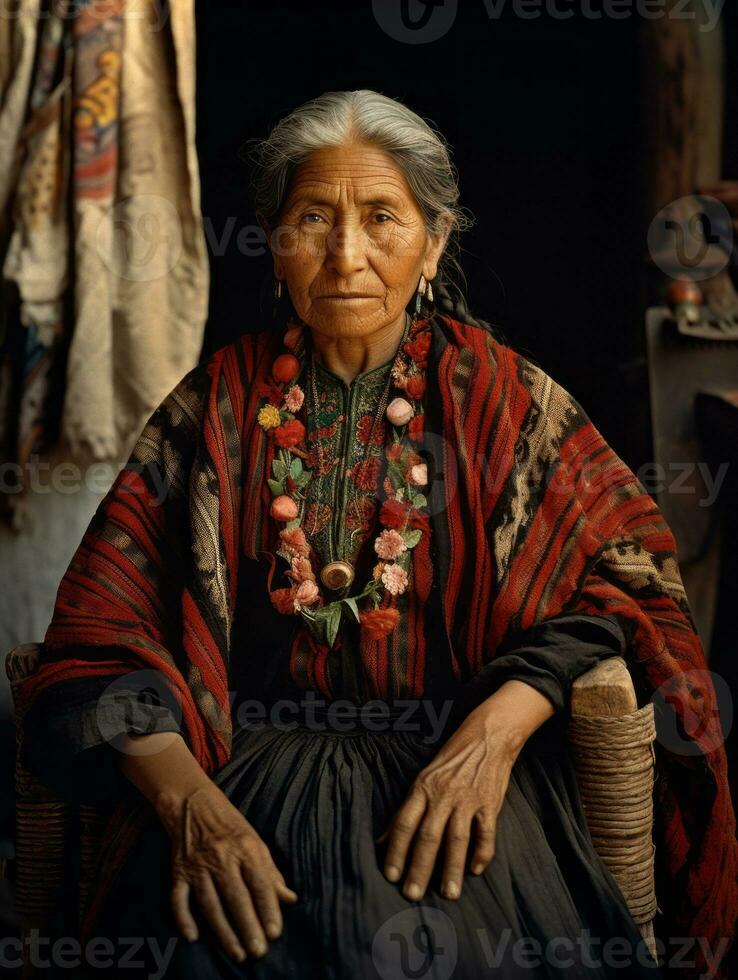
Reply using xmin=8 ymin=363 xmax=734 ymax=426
xmin=264 ymin=141 xmax=448 ymax=339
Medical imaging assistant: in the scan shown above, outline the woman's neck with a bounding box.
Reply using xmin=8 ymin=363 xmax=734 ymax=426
xmin=308 ymin=311 xmax=409 ymax=384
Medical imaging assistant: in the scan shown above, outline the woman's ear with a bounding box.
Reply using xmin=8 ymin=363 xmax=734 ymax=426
xmin=256 ymin=210 xmax=283 ymax=279
xmin=423 ymin=216 xmax=452 ymax=282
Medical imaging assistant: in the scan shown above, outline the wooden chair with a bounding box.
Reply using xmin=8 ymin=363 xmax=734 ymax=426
xmin=1 ymin=643 xmax=658 ymax=976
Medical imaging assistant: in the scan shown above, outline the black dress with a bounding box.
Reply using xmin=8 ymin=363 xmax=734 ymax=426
xmin=61 ymin=607 xmax=661 ymax=980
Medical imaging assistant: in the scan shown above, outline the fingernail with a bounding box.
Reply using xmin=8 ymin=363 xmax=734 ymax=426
xmin=232 ymin=946 xmax=246 ymax=962
xmin=265 ymin=921 xmax=281 ymax=940
xmin=249 ymin=939 xmax=267 ymax=957
xmin=184 ymin=930 xmax=197 ymax=943
xmin=385 ymin=864 xmax=401 ymax=882
xmin=405 ymin=883 xmax=422 ymax=901
xmin=472 ymin=862 xmax=485 ymax=874
xmin=444 ymin=881 xmax=459 ymax=899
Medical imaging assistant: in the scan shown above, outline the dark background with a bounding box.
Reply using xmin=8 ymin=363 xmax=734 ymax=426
xmin=196 ymin=2 xmax=650 ymax=466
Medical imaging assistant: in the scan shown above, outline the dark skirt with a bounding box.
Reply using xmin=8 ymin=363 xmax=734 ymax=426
xmin=86 ymin=703 xmax=663 ymax=980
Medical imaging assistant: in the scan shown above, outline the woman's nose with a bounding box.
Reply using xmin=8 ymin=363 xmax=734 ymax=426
xmin=325 ymin=223 xmax=368 ymax=275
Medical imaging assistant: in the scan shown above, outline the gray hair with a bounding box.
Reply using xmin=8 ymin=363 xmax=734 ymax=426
xmin=244 ymin=89 xmax=473 ymax=285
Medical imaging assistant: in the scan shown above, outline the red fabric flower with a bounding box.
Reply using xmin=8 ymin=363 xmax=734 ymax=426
xmin=269 ymin=587 xmax=296 ymax=615
xmin=386 ymin=443 xmax=404 ymax=462
xmin=274 ymin=419 xmax=306 ymax=449
xmin=405 ymin=376 xmax=426 ymax=400
xmin=255 ymin=381 xmax=285 ymax=407
xmin=404 ymin=333 xmax=431 ymax=363
xmin=359 ymin=607 xmax=401 ymax=641
xmin=408 ymin=414 xmax=425 ymax=443
xmin=380 ymin=498 xmax=411 ymax=529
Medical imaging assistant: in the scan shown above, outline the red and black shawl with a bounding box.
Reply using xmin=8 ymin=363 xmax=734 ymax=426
xmin=19 ymin=312 xmax=738 ymax=972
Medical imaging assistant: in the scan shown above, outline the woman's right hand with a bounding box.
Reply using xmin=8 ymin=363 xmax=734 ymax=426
xmin=155 ymin=781 xmax=299 ymax=963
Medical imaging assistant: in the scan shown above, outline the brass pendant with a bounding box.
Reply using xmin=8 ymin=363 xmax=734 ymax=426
xmin=320 ymin=560 xmax=355 ymax=591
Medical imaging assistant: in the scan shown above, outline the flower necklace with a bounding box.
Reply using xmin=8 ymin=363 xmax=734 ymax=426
xmin=256 ymin=313 xmax=432 ymax=649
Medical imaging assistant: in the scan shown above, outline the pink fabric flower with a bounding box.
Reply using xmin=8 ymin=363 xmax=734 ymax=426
xmin=381 ymin=564 xmax=409 ymax=596
xmin=279 ymin=526 xmax=310 ymax=558
xmin=386 ymin=397 xmax=414 ymax=426
xmin=407 ymin=463 xmax=428 ymax=487
xmin=374 ymin=529 xmax=407 ymax=560
xmin=271 ymin=495 xmax=298 ymax=522
xmin=284 ymin=385 xmax=305 ymax=413
xmin=294 ymin=579 xmax=320 ymax=608
xmin=288 ymin=555 xmax=315 ymax=583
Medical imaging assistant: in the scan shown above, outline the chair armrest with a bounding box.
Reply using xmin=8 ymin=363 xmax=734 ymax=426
xmin=568 ymin=655 xmax=658 ymax=960
xmin=571 ymin=655 xmax=638 ymax=716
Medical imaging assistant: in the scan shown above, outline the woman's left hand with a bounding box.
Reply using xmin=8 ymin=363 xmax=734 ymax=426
xmin=375 ymin=705 xmax=524 ymax=902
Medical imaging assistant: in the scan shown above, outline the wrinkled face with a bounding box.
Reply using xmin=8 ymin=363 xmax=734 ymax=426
xmin=264 ymin=141 xmax=448 ymax=339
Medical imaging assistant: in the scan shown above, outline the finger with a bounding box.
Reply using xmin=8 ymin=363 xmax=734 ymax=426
xmin=403 ymin=809 xmax=450 ymax=901
xmin=383 ymin=787 xmax=428 ymax=884
xmin=171 ymin=878 xmax=198 ymax=942
xmin=242 ymin=863 xmax=287 ymax=941
xmin=273 ymin=868 xmax=299 ymax=902
xmin=470 ymin=809 xmax=497 ymax=874
xmin=219 ymin=868 xmax=269 ymax=957
xmin=276 ymin=880 xmax=299 ymax=903
xmin=193 ymin=873 xmax=246 ymax=963
xmin=440 ymin=809 xmax=472 ymax=900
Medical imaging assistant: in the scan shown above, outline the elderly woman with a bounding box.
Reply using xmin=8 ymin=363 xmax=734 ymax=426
xmin=19 ymin=90 xmax=737 ymax=979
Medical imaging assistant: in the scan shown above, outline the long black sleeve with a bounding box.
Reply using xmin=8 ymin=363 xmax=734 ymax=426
xmin=446 ymin=613 xmax=627 ymax=728
xmin=19 ymin=670 xmax=183 ymax=805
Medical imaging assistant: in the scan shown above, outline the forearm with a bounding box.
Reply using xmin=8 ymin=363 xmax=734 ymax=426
xmin=116 ymin=731 xmax=212 ymax=813
xmin=468 ymin=678 xmax=556 ymax=755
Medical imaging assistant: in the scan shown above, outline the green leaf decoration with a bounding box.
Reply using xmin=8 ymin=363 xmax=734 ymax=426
xmin=285 ymin=517 xmax=301 ymax=530
xmin=273 ymin=459 xmax=288 ymax=481
xmin=403 ymin=529 xmax=422 ymax=549
xmin=296 ymin=472 xmax=311 ymax=488
xmin=411 ymin=493 xmax=427 ymax=509
xmin=342 ymin=596 xmax=361 ymax=623
xmin=325 ymin=604 xmax=343 ymax=647
xmin=289 ymin=457 xmax=303 ymax=479
xmin=267 ymin=479 xmax=284 ymax=497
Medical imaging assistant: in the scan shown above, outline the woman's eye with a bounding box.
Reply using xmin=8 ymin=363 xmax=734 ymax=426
xmin=373 ymin=213 xmax=392 ymax=223
xmin=302 ymin=213 xmax=324 ymax=224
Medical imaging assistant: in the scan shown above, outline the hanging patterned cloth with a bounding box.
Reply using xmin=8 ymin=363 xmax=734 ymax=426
xmin=0 ymin=0 xmax=209 ymax=524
